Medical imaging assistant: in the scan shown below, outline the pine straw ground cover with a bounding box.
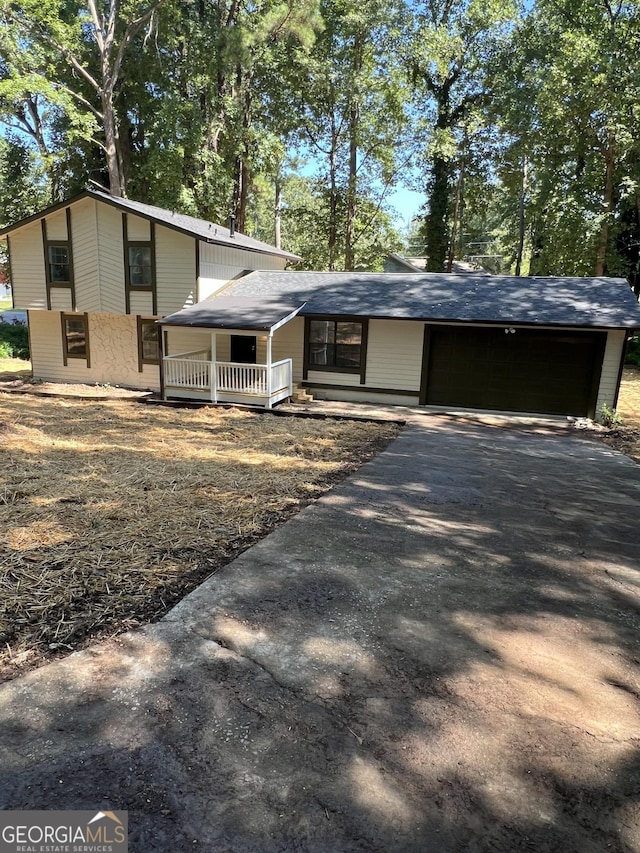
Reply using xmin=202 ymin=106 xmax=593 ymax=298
xmin=0 ymin=394 xmax=400 ymax=681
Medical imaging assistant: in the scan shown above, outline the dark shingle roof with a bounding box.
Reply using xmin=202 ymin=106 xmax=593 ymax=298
xmin=218 ymin=271 xmax=640 ymax=329
xmin=160 ymin=298 xmax=302 ymax=331
xmin=0 ymin=190 xmax=300 ymax=261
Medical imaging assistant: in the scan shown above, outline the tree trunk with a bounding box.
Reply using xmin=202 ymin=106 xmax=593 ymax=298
xmin=595 ymin=135 xmax=615 ymax=276
xmin=344 ymin=98 xmax=359 ymax=271
xmin=425 ymin=156 xmax=450 ymax=271
xmin=515 ymin=155 xmax=528 ymax=276
xmin=328 ymin=108 xmax=338 ymax=272
xmin=274 ymin=174 xmax=282 ymax=250
xmin=101 ymin=88 xmax=125 ymax=197
xmin=447 ymin=157 xmax=465 ymax=272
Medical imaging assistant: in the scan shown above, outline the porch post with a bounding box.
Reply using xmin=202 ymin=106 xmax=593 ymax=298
xmin=211 ymin=331 xmax=218 ymax=403
xmin=266 ymin=333 xmax=273 ymax=408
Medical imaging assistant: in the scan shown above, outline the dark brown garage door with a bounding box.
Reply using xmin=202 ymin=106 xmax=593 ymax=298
xmin=423 ymin=326 xmax=607 ymax=417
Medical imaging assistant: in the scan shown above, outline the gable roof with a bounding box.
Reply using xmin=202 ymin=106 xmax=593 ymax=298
xmin=210 ymin=270 xmax=640 ymax=329
xmin=159 ymin=297 xmax=302 ymax=332
xmin=0 ymin=189 xmax=300 ymax=261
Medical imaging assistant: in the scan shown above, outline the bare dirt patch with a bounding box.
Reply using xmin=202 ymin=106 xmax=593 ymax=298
xmin=0 ymin=394 xmax=400 ymax=681
xmin=595 ymin=367 xmax=640 ymax=464
xmin=0 ymin=360 xmax=148 ymax=398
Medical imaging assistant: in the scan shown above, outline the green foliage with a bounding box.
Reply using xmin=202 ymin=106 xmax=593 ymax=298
xmin=626 ymin=335 xmax=640 ymax=367
xmin=0 ymin=322 xmax=29 ymax=359
xmin=600 ymin=404 xmax=623 ymax=428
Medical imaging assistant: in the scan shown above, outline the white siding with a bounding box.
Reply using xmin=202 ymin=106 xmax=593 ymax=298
xmin=129 ymin=291 xmax=154 ymax=315
xmin=70 ymin=199 xmax=100 ymax=312
xmin=165 ymin=327 xmax=211 ymax=356
xmin=127 ymin=214 xmax=150 ymax=241
xmin=312 ymin=387 xmax=419 ymax=406
xmin=49 ymin=289 xmax=73 ymax=311
xmin=29 ymin=310 xmax=160 ymax=390
xmin=365 ymin=319 xmax=424 ymax=391
xmin=8 ymin=223 xmax=47 ymax=310
xmin=307 ymin=370 xmax=363 ymax=387
xmin=198 ymin=241 xmax=286 ymax=300
xmin=45 ymin=210 xmax=68 ymax=240
xmin=155 ymin=226 xmax=197 ymax=315
xmin=596 ymin=330 xmax=626 ymax=415
xmin=96 ymin=203 xmax=126 ymax=313
xmin=272 ymin=317 xmax=304 ymax=382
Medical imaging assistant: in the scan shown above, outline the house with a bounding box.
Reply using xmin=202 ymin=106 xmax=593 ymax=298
xmin=2 ymin=191 xmax=640 ymax=419
xmin=159 ymin=270 xmax=640 ymax=418
xmin=0 ymin=189 xmax=298 ymax=393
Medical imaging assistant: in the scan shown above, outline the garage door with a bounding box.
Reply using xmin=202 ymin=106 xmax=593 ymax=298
xmin=423 ymin=326 xmax=607 ymax=417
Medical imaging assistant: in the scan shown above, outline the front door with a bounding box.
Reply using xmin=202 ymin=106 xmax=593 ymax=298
xmin=230 ymin=335 xmax=257 ymax=364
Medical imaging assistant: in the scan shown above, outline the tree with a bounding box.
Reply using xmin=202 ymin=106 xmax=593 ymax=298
xmin=410 ymin=0 xmax=518 ymax=271
xmin=287 ymin=0 xmax=410 ymax=269
xmin=490 ymin=0 xmax=640 ymax=277
xmin=0 ymin=0 xmax=169 ymax=196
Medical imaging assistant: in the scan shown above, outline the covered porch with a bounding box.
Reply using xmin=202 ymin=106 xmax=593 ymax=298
xmin=159 ymin=297 xmax=303 ymax=408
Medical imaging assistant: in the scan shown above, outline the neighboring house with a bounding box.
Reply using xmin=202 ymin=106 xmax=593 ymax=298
xmin=383 ymin=254 xmax=425 ymax=273
xmin=2 ymin=190 xmax=640 ymax=419
xmin=0 ymin=189 xmax=297 ymax=392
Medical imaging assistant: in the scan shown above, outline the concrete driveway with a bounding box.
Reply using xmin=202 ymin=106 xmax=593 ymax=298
xmin=1 ymin=414 xmax=639 ymax=852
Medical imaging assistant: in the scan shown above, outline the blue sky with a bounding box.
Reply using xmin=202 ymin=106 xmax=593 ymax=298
xmin=387 ymin=186 xmax=425 ymax=233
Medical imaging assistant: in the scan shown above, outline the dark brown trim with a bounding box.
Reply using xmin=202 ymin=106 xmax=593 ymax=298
xmin=303 ymin=316 xmax=368 ymax=380
xmin=25 ymin=309 xmax=34 ymax=366
xmin=61 ymin=312 xmax=90 ymax=366
xmin=359 ymin=318 xmax=369 ymax=385
xmin=137 ymin=315 xmax=161 ymax=372
xmin=123 ymin=214 xmax=157 ymax=315
xmin=302 ymin=381 xmax=419 ymax=396
xmin=150 ymin=222 xmax=157 ymax=315
xmin=419 ymin=324 xmax=431 ymax=405
xmin=66 ymin=208 xmax=77 ymax=311
xmin=159 ymin=326 xmax=166 ymax=389
xmin=6 ymin=234 xmax=15 ymax=309
xmin=84 ymin=312 xmax=91 ymax=368
xmin=122 ymin=213 xmax=130 ymax=314
xmin=303 ymin=316 xmax=310 ymax=381
xmin=613 ymin=331 xmax=631 ymax=409
xmin=195 ymin=239 xmax=200 ymax=286
xmin=60 ymin=311 xmax=67 ymax=365
xmin=42 ymin=214 xmax=75 ymax=311
xmin=42 ymin=220 xmax=51 ymax=310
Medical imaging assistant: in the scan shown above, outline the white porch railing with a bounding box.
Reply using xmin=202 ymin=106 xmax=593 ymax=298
xmin=163 ymin=354 xmax=293 ymax=407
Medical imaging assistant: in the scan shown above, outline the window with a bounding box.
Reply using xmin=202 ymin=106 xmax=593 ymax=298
xmin=137 ymin=318 xmax=161 ymax=369
xmin=308 ymin=319 xmax=363 ymax=370
xmin=62 ymin=313 xmax=90 ymax=366
xmin=128 ymin=246 xmax=153 ymax=286
xmin=48 ymin=245 xmax=70 ymax=283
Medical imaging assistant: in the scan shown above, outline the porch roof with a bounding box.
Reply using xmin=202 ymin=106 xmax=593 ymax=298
xmin=159 ymin=297 xmax=304 ymax=332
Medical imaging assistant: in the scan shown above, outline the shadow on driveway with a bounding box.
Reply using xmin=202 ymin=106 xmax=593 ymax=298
xmin=1 ymin=415 xmax=639 ymax=852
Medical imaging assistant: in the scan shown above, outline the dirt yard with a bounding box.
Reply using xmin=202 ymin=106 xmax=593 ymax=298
xmin=596 ymin=367 xmax=640 ymax=463
xmin=0 ymin=393 xmax=399 ymax=680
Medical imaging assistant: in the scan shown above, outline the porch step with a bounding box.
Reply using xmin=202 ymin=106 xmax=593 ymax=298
xmin=291 ymin=383 xmax=314 ymax=404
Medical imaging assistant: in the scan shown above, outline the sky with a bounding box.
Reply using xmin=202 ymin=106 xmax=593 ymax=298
xmin=387 ymin=186 xmax=425 ymax=234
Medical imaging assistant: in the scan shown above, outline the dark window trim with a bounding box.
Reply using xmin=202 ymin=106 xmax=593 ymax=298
xmin=137 ymin=315 xmax=162 ymax=371
xmin=303 ymin=316 xmax=368 ymax=384
xmin=123 ymin=214 xmax=157 ymax=314
xmin=419 ymin=324 xmax=431 ymax=405
xmin=61 ymin=312 xmax=90 ymax=367
xmin=42 ymin=209 xmax=76 ymax=311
